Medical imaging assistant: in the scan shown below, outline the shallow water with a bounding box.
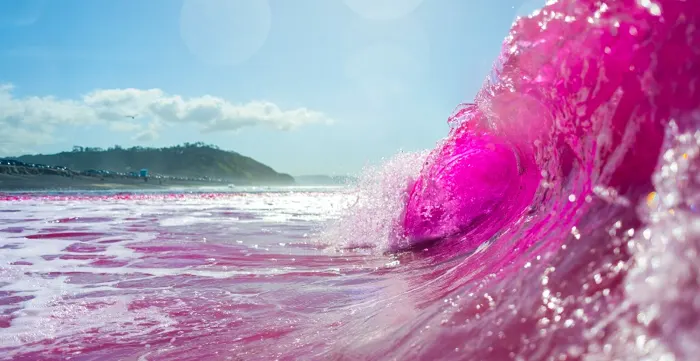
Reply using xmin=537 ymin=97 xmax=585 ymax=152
xmin=3 ymin=0 xmax=700 ymax=360
xmin=0 ymin=189 xmax=371 ymax=360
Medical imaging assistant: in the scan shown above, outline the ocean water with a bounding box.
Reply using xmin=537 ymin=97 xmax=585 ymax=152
xmin=3 ymin=0 xmax=700 ymax=360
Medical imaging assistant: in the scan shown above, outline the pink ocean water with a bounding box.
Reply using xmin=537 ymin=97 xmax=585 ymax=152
xmin=3 ymin=0 xmax=700 ymax=360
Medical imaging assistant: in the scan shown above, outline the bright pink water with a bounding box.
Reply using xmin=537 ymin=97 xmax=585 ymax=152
xmin=3 ymin=0 xmax=700 ymax=360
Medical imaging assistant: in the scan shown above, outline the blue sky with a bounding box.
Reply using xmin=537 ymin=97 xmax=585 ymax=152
xmin=0 ymin=0 xmax=545 ymax=175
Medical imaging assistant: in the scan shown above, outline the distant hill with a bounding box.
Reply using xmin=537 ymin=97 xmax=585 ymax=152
xmin=295 ymin=174 xmax=357 ymax=185
xmin=12 ymin=142 xmax=294 ymax=185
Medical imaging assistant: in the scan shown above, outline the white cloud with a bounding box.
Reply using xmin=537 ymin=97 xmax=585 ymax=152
xmin=82 ymin=88 xmax=333 ymax=132
xmin=0 ymin=83 xmax=334 ymax=155
xmin=108 ymin=121 xmax=142 ymax=133
xmin=133 ymin=120 xmax=162 ymax=142
xmin=0 ymin=125 xmax=55 ymax=156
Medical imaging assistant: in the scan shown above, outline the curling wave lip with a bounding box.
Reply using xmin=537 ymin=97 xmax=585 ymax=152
xmin=394 ymin=130 xmax=540 ymax=252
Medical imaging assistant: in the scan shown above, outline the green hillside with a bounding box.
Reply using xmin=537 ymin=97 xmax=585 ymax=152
xmin=13 ymin=142 xmax=294 ymax=184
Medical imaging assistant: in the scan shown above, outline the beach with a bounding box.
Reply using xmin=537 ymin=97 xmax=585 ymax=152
xmin=0 ymin=173 xmax=226 ymax=191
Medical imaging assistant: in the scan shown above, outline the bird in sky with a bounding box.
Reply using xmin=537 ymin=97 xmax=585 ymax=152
xmin=125 ymin=114 xmax=138 ymax=119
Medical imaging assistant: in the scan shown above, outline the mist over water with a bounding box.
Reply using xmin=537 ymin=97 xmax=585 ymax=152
xmin=2 ymin=0 xmax=700 ymax=360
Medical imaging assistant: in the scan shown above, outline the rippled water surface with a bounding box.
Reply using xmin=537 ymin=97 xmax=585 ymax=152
xmin=0 ymin=189 xmax=377 ymax=360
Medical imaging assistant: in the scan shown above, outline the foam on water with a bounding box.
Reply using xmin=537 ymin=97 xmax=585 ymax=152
xmin=320 ymin=0 xmax=700 ymax=359
xmin=318 ymin=150 xmax=429 ymax=250
xmin=0 ymin=191 xmax=375 ymax=360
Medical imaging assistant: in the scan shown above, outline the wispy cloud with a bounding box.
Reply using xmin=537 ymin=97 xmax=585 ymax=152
xmin=0 ymin=83 xmax=335 ymax=154
xmin=81 ymin=87 xmax=334 ymax=131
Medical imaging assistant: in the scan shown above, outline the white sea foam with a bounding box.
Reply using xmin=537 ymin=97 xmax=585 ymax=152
xmin=0 ymin=189 xmax=352 ymax=353
xmin=318 ymin=150 xmax=429 ymax=250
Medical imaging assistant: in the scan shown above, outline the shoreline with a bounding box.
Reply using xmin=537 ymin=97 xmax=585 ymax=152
xmin=0 ymin=173 xmax=236 ymax=192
